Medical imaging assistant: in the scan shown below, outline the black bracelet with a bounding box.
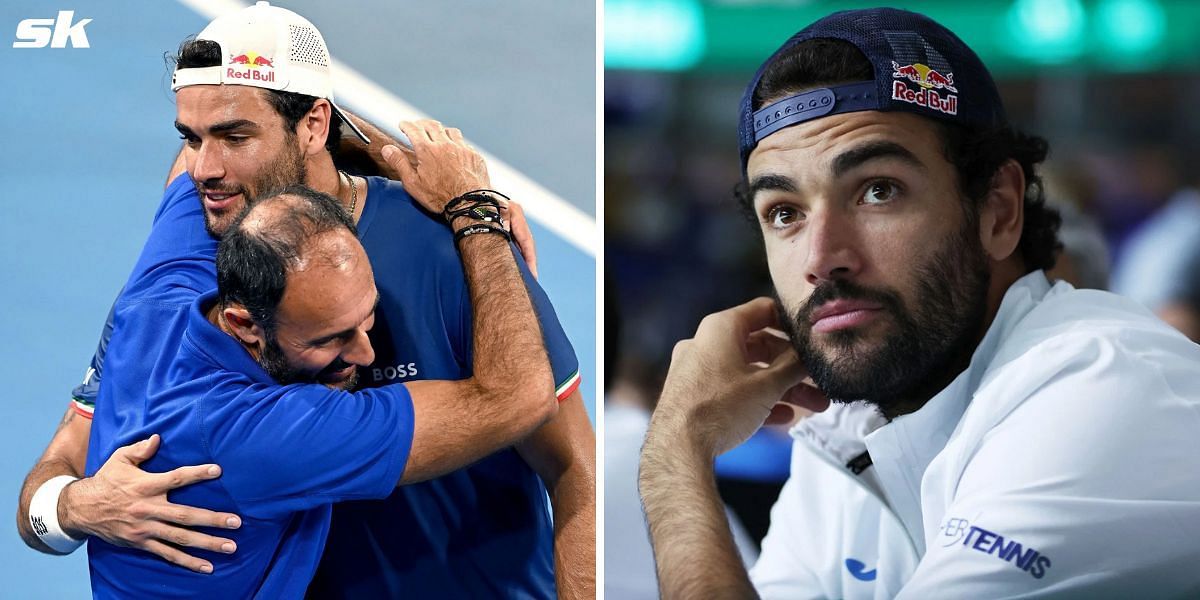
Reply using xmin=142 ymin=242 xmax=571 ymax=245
xmin=444 ymin=189 xmax=510 ymax=222
xmin=446 ymin=200 xmax=505 ymax=226
xmin=454 ymin=222 xmax=512 ymax=246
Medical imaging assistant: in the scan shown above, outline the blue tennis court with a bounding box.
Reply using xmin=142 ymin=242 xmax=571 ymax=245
xmin=0 ymin=1 xmax=595 ymax=595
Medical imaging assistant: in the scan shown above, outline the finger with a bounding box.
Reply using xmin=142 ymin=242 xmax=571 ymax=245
xmin=745 ymin=328 xmax=791 ymax=365
xmin=153 ymin=499 xmax=242 ymax=530
xmin=446 ymin=127 xmax=464 ymax=142
xmin=382 ymin=145 xmax=419 ymax=185
xmin=141 ymin=539 xmax=214 ymax=574
xmin=382 ymin=139 xmax=416 ymax=160
xmin=779 ymin=381 xmax=830 ymax=414
xmin=396 ymin=121 xmax=428 ymax=150
xmin=700 ymin=297 xmax=780 ymax=343
xmin=380 ymin=144 xmax=416 ymax=170
xmin=670 ymin=339 xmax=692 ymax=363
xmin=391 ymin=129 xmax=415 ymax=150
xmin=764 ymin=403 xmax=796 ymax=426
xmin=380 ymin=144 xmax=400 ymax=167
xmin=117 ymin=434 xmax=161 ymax=466
xmin=753 ymin=346 xmax=808 ymax=395
xmin=416 ymin=119 xmax=447 ymax=142
xmin=151 ymin=463 xmax=224 ymax=492
xmin=151 ymin=522 xmax=237 ymax=554
xmin=728 ymin=297 xmax=783 ymax=337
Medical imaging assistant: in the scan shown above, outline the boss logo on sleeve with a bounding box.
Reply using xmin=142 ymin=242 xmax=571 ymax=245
xmin=939 ymin=516 xmax=1052 ymax=579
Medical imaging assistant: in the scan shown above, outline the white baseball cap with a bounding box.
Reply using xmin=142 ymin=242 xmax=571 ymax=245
xmin=172 ymin=1 xmax=369 ymax=143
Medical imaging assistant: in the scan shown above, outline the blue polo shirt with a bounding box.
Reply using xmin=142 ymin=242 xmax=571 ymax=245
xmin=306 ymin=177 xmax=578 ymax=599
xmin=89 ymin=289 xmax=414 ymax=598
xmin=81 ymin=174 xmax=580 ymax=597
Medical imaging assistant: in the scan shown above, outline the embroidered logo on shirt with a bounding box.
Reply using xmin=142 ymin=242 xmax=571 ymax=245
xmin=940 ymin=516 xmax=1052 ymax=579
xmin=845 ymin=558 xmax=877 ymax=581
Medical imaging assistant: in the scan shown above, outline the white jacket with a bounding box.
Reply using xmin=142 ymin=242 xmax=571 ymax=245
xmin=750 ymin=272 xmax=1200 ymax=599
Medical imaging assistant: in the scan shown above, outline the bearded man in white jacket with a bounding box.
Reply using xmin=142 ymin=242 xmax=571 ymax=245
xmin=640 ymin=8 xmax=1200 ymax=599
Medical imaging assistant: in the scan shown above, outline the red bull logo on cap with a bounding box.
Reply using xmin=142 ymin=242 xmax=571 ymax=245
xmin=229 ymin=51 xmax=273 ymax=69
xmin=891 ymin=61 xmax=958 ymax=116
xmin=227 ymin=51 xmax=276 ymax=84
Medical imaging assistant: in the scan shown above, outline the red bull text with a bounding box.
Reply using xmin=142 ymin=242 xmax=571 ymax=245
xmin=891 ymin=61 xmax=958 ymax=116
xmin=226 ymin=51 xmax=275 ymax=83
xmin=227 ymin=67 xmax=276 ymax=83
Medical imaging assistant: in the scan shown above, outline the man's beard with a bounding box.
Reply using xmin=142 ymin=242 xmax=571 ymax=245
xmin=193 ymin=138 xmax=307 ymax=237
xmin=778 ymin=215 xmax=991 ymax=419
xmin=259 ymin=335 xmax=358 ymax=391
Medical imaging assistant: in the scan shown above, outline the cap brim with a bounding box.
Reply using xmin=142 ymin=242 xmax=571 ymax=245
xmin=331 ymin=102 xmax=370 ymax=145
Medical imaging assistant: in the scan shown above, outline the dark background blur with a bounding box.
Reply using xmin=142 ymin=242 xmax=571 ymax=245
xmin=604 ymin=1 xmax=1200 ymax=592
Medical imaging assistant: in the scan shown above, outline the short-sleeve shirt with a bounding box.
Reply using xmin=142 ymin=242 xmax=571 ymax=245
xmin=81 ymin=175 xmax=580 ymax=597
xmin=306 ymin=177 xmax=578 ymax=599
xmin=88 ymin=289 xmax=414 ymax=598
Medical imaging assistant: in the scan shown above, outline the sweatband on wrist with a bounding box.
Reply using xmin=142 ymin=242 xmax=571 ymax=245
xmin=29 ymin=475 xmax=85 ymax=553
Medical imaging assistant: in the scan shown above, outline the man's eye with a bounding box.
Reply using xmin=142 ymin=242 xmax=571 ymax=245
xmin=765 ymin=205 xmax=803 ymax=229
xmin=860 ymin=180 xmax=900 ymax=205
xmin=227 ymin=136 xmax=248 ymax=144
xmin=179 ymin=135 xmax=200 ymax=147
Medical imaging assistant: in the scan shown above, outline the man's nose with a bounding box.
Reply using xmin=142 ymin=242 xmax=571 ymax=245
xmin=342 ymin=328 xmax=375 ymax=368
xmin=804 ymin=208 xmax=864 ymax=286
xmin=191 ymin=142 xmax=226 ymax=184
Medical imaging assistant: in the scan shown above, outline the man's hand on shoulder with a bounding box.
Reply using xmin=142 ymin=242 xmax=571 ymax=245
xmin=378 ymin=119 xmax=540 ymax=275
xmin=381 ymin=119 xmax=490 ymax=214
xmin=64 ymin=434 xmax=243 ymax=574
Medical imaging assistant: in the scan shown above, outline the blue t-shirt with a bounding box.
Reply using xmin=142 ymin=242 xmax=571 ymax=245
xmin=81 ymin=175 xmax=580 ymax=597
xmin=84 ymin=176 xmax=415 ymax=598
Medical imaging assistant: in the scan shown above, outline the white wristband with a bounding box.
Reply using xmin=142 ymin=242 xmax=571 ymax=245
xmin=29 ymin=475 xmax=85 ymax=553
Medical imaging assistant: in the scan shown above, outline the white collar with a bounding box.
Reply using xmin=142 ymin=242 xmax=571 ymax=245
xmin=794 ymin=271 xmax=1054 ymax=552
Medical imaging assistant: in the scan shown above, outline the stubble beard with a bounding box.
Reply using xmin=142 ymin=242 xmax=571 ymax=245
xmin=259 ymin=335 xmax=358 ymax=391
xmin=193 ymin=137 xmax=308 ymax=238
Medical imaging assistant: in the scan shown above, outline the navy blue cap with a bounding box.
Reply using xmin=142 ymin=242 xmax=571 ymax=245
xmin=737 ymin=8 xmax=1008 ymax=172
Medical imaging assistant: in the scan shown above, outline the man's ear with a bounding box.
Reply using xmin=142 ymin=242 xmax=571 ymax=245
xmin=222 ymin=305 xmax=266 ymax=348
xmin=297 ymin=99 xmax=333 ymax=157
xmin=978 ymin=159 xmax=1025 ymax=263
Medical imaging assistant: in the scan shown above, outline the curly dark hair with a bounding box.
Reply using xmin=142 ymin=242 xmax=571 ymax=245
xmin=735 ymin=38 xmax=1061 ymax=273
xmin=169 ymin=38 xmax=343 ymax=153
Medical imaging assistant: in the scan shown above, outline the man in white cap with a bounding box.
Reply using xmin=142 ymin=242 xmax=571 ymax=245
xmin=17 ymin=3 xmax=594 ymax=598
